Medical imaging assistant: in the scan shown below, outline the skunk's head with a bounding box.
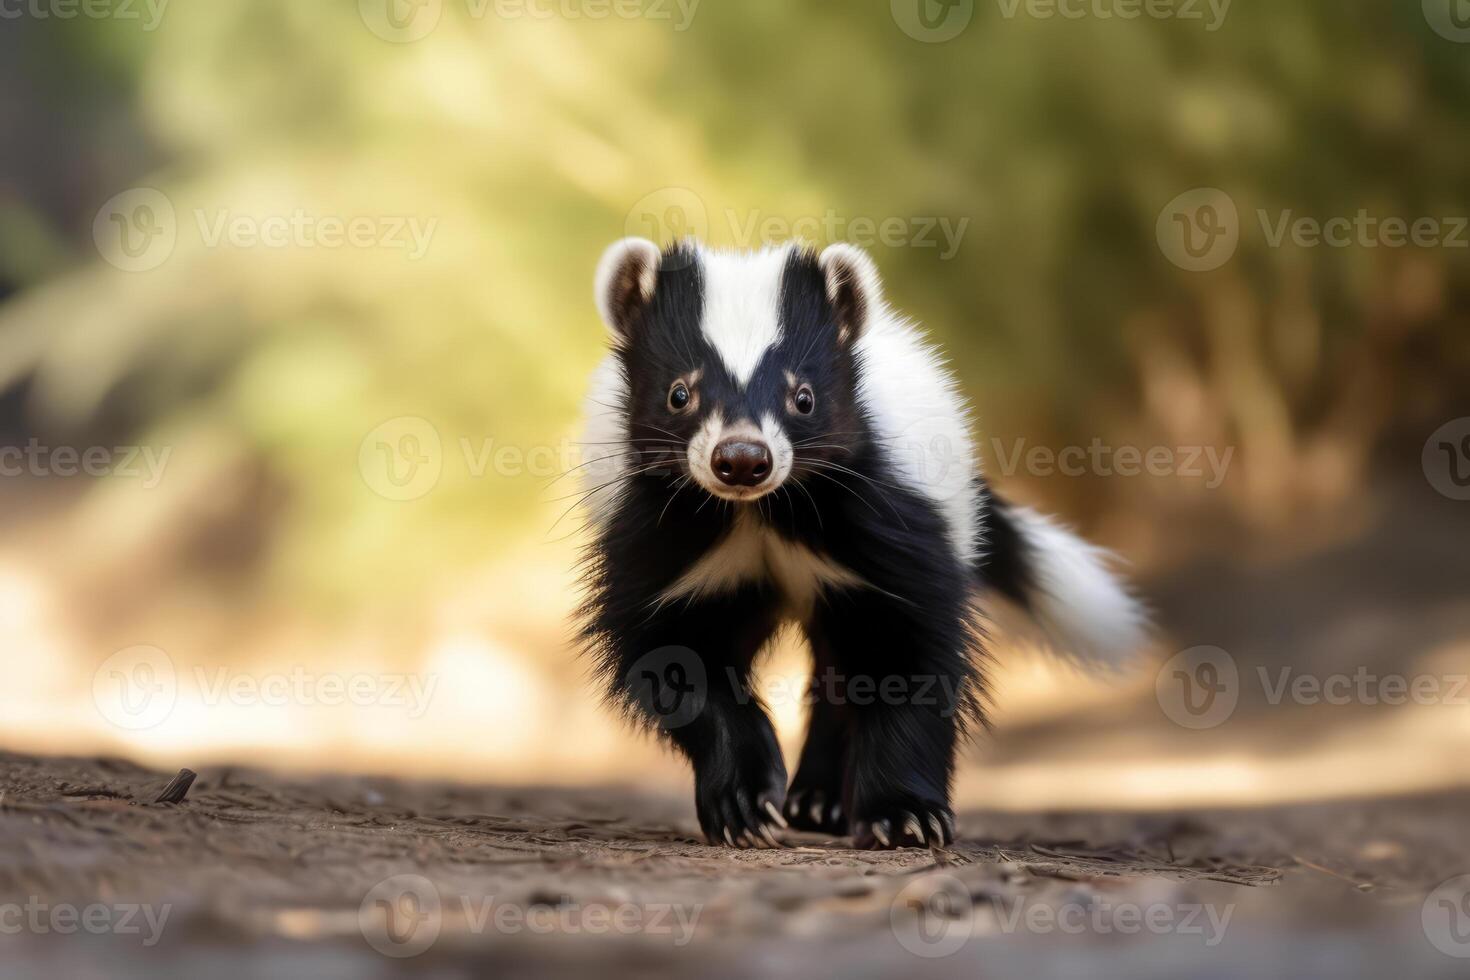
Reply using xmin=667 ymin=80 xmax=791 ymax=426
xmin=591 ymin=238 xmax=883 ymax=505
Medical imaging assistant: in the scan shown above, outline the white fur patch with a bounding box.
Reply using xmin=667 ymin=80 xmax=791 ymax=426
xmin=1004 ymin=505 xmax=1149 ymax=672
xmin=854 ymin=311 xmax=980 ymax=566
xmin=697 ymin=243 xmax=793 ymax=385
xmin=685 ymin=413 xmax=726 ymax=499
xmin=577 ymin=354 xmax=632 ymax=529
xmin=760 ymin=413 xmax=795 ymax=489
xmin=659 ymin=511 xmax=867 ymax=617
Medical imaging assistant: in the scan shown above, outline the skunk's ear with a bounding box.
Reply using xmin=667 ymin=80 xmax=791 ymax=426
xmin=818 ymin=243 xmax=882 ymax=345
xmin=594 ymin=237 xmax=661 ymax=337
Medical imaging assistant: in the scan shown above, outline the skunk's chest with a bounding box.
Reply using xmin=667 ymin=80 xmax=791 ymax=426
xmin=658 ymin=512 xmax=865 ymax=616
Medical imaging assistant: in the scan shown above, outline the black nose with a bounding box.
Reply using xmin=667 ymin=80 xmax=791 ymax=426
xmin=711 ymin=439 xmax=772 ymax=487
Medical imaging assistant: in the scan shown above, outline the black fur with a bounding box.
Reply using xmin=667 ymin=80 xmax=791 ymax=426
xmin=579 ymin=243 xmax=1024 ymax=850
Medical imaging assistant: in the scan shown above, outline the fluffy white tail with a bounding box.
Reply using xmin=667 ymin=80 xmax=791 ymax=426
xmin=984 ymin=502 xmax=1150 ymax=673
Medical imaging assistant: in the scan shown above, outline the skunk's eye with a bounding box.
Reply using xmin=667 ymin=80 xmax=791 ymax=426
xmin=668 ymin=382 xmax=691 ymax=412
xmin=793 ymin=385 xmax=815 ymax=415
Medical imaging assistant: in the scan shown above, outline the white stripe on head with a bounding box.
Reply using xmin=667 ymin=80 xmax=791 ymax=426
xmin=697 ymin=243 xmax=793 ymax=385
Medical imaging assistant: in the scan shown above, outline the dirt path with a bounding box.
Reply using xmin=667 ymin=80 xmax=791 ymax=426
xmin=1 ymin=751 xmax=1467 ymax=978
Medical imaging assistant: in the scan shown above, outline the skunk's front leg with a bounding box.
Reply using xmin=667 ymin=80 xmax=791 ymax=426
xmin=785 ymin=631 xmax=853 ymax=835
xmin=611 ymin=585 xmax=788 ymax=848
xmin=810 ymin=589 xmax=972 ymax=849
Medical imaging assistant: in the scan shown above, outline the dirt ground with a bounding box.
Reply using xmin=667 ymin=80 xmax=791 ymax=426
xmin=1 ymin=751 xmax=1467 ymax=978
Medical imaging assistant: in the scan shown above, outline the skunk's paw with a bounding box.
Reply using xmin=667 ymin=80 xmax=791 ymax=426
xmin=783 ymin=786 xmax=848 ymax=835
xmin=852 ymin=798 xmax=955 ymax=850
xmin=695 ymin=768 xmax=787 ymax=849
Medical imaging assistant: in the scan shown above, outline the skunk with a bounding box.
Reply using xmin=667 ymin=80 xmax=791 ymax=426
xmin=577 ymin=238 xmax=1147 ymax=849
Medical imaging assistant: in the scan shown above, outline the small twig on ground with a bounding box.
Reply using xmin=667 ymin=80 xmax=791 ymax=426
xmin=1291 ymin=854 xmax=1374 ymax=891
xmin=155 ymin=769 xmax=198 ymax=804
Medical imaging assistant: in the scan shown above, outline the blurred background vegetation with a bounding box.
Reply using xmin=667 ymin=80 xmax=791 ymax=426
xmin=0 ymin=0 xmax=1467 ymax=803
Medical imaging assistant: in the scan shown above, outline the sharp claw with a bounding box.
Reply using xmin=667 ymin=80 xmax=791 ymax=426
xmin=810 ymin=800 xmax=824 ymax=824
xmin=763 ymin=800 xmax=789 ymax=829
xmin=723 ymin=826 xmax=735 ymax=847
xmin=757 ymin=823 xmax=781 ymax=848
xmin=829 ymin=803 xmax=842 ymax=826
xmin=872 ymin=822 xmax=891 ymax=848
xmin=927 ymin=814 xmax=945 ymax=845
xmin=902 ymin=813 xmax=925 ymax=846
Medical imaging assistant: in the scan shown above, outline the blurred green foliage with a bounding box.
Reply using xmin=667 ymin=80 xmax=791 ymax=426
xmin=1 ymin=0 xmax=1467 ymax=615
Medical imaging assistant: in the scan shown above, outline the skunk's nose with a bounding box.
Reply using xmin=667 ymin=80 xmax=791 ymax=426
xmin=711 ymin=439 xmax=772 ymax=487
